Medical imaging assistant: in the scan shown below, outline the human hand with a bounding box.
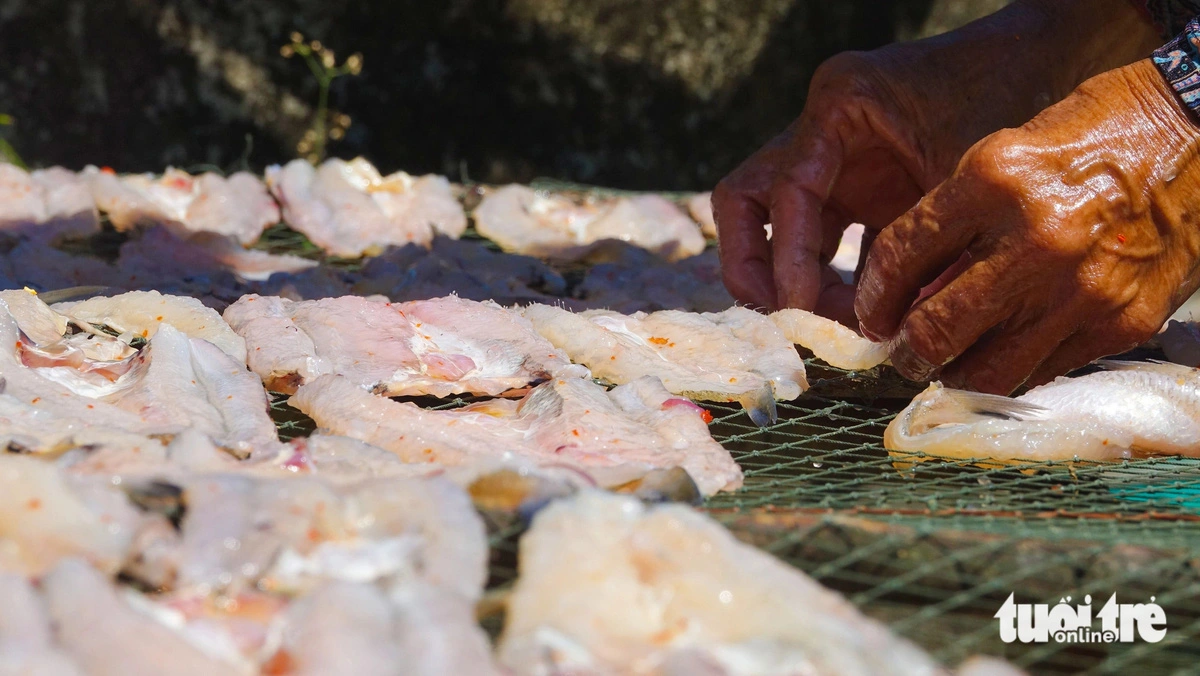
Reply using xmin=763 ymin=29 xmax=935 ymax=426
xmin=713 ymin=0 xmax=1160 ymax=326
xmin=856 ymin=59 xmax=1200 ymax=394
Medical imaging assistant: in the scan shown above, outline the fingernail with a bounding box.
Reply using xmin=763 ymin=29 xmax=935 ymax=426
xmin=859 ymin=323 xmax=885 ymax=342
xmin=889 ymin=338 xmax=937 ymax=381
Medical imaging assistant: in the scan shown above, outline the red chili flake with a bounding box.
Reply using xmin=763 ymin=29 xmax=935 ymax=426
xmin=100 ymin=166 xmax=115 ymax=175
xmin=699 ymin=408 xmax=714 ymax=424
xmin=1116 ymin=234 xmax=1127 ymax=244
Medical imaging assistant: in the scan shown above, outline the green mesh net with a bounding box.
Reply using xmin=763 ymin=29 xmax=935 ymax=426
xmin=270 ymin=355 xmax=1200 ymax=674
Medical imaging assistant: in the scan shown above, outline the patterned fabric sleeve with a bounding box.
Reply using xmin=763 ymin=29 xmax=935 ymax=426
xmin=1143 ymin=1 xmax=1200 ymax=36
xmin=1152 ymin=17 xmax=1200 ymax=116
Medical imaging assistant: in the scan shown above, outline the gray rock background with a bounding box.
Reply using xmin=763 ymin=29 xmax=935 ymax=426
xmin=0 ymin=0 xmax=1009 ymax=189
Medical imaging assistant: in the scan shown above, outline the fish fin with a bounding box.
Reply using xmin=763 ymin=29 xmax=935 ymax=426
xmin=38 ymin=286 xmax=124 ymax=305
xmin=740 ymin=384 xmax=777 ymax=427
xmin=949 ymin=390 xmax=1049 ymax=422
xmin=1095 ymin=359 xmax=1198 ymax=376
xmin=906 ymin=384 xmax=1048 ymax=434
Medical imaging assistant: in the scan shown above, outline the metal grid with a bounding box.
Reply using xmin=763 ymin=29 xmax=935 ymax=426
xmin=270 ymin=356 xmax=1200 ymax=673
xmin=705 ymin=360 xmax=1200 ymax=674
xmin=248 ymin=199 xmax=1200 ymax=674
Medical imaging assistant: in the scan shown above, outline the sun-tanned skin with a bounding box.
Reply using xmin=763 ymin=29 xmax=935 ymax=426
xmin=713 ymin=0 xmax=1187 ymax=394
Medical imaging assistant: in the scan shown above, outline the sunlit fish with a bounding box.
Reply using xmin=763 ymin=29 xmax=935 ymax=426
xmin=524 ymin=304 xmax=805 ymax=426
xmin=886 ymin=361 xmax=1200 ymax=461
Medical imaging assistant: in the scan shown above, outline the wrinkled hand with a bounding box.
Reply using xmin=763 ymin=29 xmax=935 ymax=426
xmin=713 ymin=0 xmax=1160 ymax=325
xmin=856 ymin=59 xmax=1200 ymax=394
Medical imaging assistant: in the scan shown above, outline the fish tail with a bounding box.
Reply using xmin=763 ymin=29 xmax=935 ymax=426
xmin=738 ymin=384 xmax=777 ymax=427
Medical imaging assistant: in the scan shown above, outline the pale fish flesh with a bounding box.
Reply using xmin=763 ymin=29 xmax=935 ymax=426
xmin=770 ymin=308 xmax=888 ymax=371
xmin=276 ymin=580 xmax=500 ymax=676
xmin=290 ymin=373 xmax=742 ymax=496
xmin=0 ymin=291 xmax=276 ymax=456
xmin=686 ymin=191 xmax=717 ymax=238
xmin=0 ymin=455 xmax=149 ymax=576
xmin=86 ymin=166 xmax=279 ymax=245
xmin=265 ymin=158 xmax=465 ymax=257
xmin=885 ymin=361 xmax=1200 ymax=461
xmin=53 ymin=289 xmax=248 ymax=362
xmin=523 ymin=304 xmax=806 ymax=425
xmin=0 ymin=573 xmax=84 ymax=676
xmin=223 ymin=294 xmax=585 ymax=396
xmin=0 ymin=164 xmax=99 ymax=243
xmin=498 ymin=491 xmax=947 ymax=676
xmin=42 ymin=558 xmax=237 ymax=676
xmin=474 ymin=184 xmax=706 ymax=262
xmin=144 ymin=472 xmax=488 ymax=601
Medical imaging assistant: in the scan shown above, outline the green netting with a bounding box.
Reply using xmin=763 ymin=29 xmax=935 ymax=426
xmin=704 ymin=360 xmax=1200 ymax=674
xmin=270 ymin=355 xmax=1200 ymax=674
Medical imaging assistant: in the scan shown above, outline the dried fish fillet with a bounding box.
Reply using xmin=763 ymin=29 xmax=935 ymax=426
xmin=886 ymin=361 xmax=1200 ymax=461
xmin=771 ymin=308 xmax=888 ymax=371
xmin=290 ymin=374 xmax=742 ymax=496
xmin=224 ymin=294 xmax=583 ymax=396
xmin=524 ymin=304 xmax=806 ymax=425
xmin=0 ymin=573 xmax=84 ymax=676
xmin=43 ymin=559 xmax=236 ymax=676
xmin=53 ymin=289 xmax=247 ymax=363
xmin=266 ymin=158 xmax=466 ymax=257
xmin=273 ymin=579 xmax=500 ymax=676
xmin=686 ymin=191 xmax=717 ymax=238
xmin=87 ymin=167 xmax=279 ymax=245
xmin=0 ymin=165 xmax=99 ymax=243
xmin=151 ymin=471 xmax=488 ymax=600
xmin=499 ymin=491 xmax=946 ymax=676
xmin=0 ymin=292 xmax=275 ymax=456
xmin=474 ymin=185 xmax=705 ymax=261
xmin=0 ymin=456 xmax=147 ymax=576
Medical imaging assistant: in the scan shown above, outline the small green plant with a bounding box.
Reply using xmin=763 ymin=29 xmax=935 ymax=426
xmin=0 ymin=114 xmax=27 ymax=169
xmin=281 ymin=32 xmax=362 ymax=164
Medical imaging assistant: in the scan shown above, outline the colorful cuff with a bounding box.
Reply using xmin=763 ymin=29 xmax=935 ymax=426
xmin=1153 ymin=17 xmax=1200 ymax=116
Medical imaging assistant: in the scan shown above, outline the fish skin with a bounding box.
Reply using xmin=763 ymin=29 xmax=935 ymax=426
xmin=886 ymin=361 xmax=1200 ymax=461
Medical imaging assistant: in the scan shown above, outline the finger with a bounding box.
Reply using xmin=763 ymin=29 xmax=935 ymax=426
xmin=770 ymin=130 xmax=843 ymax=310
xmin=854 ymin=225 xmax=876 ymax=282
xmin=820 ymin=203 xmax=852 ymax=265
xmin=888 ymin=258 xmax=1014 ymax=381
xmin=855 ymin=180 xmax=983 ymax=341
xmin=938 ymin=310 xmax=1077 ymax=395
xmin=814 ymin=266 xmax=858 ymax=329
xmin=714 ymin=187 xmax=776 ymax=309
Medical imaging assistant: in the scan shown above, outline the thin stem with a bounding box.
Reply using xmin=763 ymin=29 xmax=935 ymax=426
xmin=314 ymin=79 xmax=330 ymax=162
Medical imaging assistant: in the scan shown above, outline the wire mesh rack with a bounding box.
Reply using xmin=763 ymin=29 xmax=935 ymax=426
xmin=269 ymin=354 xmax=1200 ymax=674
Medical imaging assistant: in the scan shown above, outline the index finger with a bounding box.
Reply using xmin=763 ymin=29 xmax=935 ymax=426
xmin=713 ymin=186 xmax=776 ymax=309
xmin=770 ymin=125 xmax=843 ymax=310
xmin=855 ymin=179 xmax=981 ymax=340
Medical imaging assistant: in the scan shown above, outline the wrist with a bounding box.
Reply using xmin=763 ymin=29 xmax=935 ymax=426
xmin=1120 ymin=59 xmax=1200 ymax=158
xmin=1021 ymin=0 xmax=1162 ymax=92
xmin=869 ymin=0 xmax=1161 ymax=169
